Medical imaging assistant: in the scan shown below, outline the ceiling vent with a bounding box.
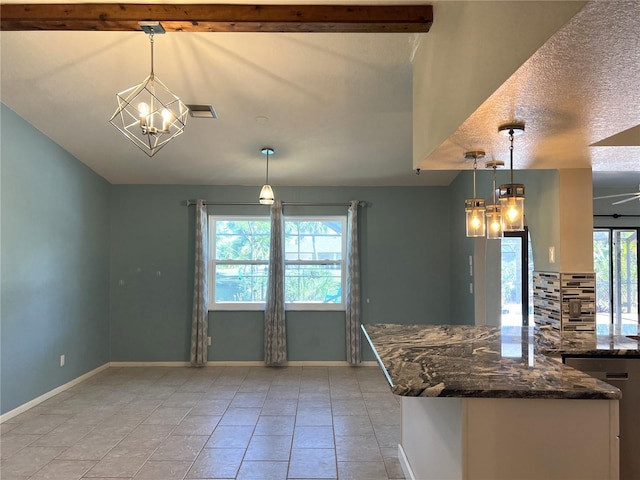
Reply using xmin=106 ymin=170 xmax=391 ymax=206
xmin=186 ymin=104 xmax=217 ymax=119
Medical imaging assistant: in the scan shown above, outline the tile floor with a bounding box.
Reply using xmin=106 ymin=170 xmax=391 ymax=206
xmin=0 ymin=366 xmax=405 ymax=479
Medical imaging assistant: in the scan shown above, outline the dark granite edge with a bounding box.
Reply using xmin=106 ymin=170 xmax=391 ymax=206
xmin=363 ymin=324 xmax=623 ymax=400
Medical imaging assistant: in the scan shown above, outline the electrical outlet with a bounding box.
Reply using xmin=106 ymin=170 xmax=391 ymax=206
xmin=60 ymin=354 xmax=65 ymax=367
xmin=207 ymin=336 xmax=212 ymax=346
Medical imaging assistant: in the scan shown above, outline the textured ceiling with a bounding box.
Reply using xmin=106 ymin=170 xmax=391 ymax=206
xmin=417 ymin=0 xmax=640 ymax=188
xmin=1 ymin=1 xmax=639 ymax=187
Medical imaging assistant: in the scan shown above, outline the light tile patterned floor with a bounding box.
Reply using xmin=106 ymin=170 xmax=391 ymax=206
xmin=1 ymin=366 xmax=405 ymax=479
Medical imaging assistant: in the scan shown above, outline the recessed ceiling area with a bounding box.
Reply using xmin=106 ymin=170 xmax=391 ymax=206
xmin=1 ymin=1 xmax=639 ymax=188
xmin=415 ymin=0 xmax=640 ymax=188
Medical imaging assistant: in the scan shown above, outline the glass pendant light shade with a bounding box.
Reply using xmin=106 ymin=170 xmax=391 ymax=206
xmin=485 ymin=204 xmax=502 ymax=239
xmin=499 ymin=183 xmax=525 ymax=231
xmin=259 ymin=147 xmax=275 ymax=204
xmin=497 ymin=123 xmax=526 ymax=232
xmin=259 ymin=184 xmax=274 ymax=205
xmin=485 ymin=159 xmax=504 ymax=239
xmin=464 ymin=150 xmax=486 ymax=238
xmin=465 ymin=199 xmax=486 ymax=237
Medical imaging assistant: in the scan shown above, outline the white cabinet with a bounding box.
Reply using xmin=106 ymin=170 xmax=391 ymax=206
xmin=400 ymin=396 xmax=619 ymax=480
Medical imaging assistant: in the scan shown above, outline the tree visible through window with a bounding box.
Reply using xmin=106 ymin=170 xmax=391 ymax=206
xmin=210 ymin=215 xmax=346 ymax=310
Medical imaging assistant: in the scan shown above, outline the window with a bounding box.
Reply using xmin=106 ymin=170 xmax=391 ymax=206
xmin=210 ymin=215 xmax=346 ymax=310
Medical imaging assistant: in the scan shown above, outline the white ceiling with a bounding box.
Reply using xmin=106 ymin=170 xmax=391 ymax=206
xmin=1 ymin=1 xmax=639 ymax=188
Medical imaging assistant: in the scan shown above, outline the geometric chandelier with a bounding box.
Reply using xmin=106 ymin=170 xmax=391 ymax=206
xmin=109 ymin=22 xmax=188 ymax=157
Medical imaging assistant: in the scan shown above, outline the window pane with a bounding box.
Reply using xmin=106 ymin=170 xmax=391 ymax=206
xmin=215 ymin=220 xmax=271 ymax=261
xmin=285 ymin=264 xmax=342 ymax=303
xmin=215 ymin=263 xmax=268 ymax=303
xmin=285 ymin=220 xmax=343 ymax=261
xmin=594 ymin=230 xmax=611 ymax=332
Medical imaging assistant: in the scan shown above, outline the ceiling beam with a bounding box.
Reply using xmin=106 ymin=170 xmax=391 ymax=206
xmin=0 ymin=3 xmax=433 ymax=33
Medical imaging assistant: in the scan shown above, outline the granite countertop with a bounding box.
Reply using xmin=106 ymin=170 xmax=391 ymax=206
xmin=362 ymin=324 xmax=622 ymax=400
xmin=536 ymin=326 xmax=640 ymax=356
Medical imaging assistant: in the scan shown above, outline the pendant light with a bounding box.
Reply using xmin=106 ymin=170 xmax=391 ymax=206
xmin=498 ymin=123 xmax=526 ymax=231
xmin=464 ymin=150 xmax=486 ymax=238
xmin=109 ymin=22 xmax=188 ymax=157
xmin=485 ymin=160 xmax=504 ymax=239
xmin=259 ymin=147 xmax=275 ymax=205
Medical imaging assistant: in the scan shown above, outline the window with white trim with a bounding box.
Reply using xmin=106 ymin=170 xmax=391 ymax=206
xmin=209 ymin=215 xmax=346 ymax=310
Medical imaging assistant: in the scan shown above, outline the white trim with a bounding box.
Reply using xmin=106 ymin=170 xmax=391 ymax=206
xmin=398 ymin=444 xmax=417 ymax=480
xmin=114 ymin=360 xmax=378 ymax=367
xmin=206 ymin=360 xmax=378 ymax=367
xmin=110 ymin=361 xmax=191 ymax=367
xmin=0 ymin=363 xmax=109 ymax=424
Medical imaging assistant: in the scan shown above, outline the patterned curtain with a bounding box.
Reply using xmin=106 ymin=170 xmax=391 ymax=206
xmin=190 ymin=199 xmax=209 ymax=367
xmin=264 ymin=200 xmax=287 ymax=366
xmin=345 ymin=200 xmax=362 ymax=365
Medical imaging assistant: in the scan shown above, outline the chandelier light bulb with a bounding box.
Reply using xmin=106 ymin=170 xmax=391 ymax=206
xmin=161 ymin=108 xmax=172 ymax=132
xmin=506 ymin=201 xmax=520 ymax=222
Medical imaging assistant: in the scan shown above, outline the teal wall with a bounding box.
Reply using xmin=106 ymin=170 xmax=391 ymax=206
xmin=109 ymin=185 xmax=452 ymax=362
xmin=1 ymin=105 xmax=111 ymax=414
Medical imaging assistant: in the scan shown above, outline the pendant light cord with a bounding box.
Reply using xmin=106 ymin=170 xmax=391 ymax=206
xmin=472 ymin=155 xmax=478 ymax=198
xmin=509 ymin=129 xmax=515 ymax=189
xmin=492 ymin=163 xmax=497 ymax=204
xmin=265 ymin=150 xmax=269 ymax=184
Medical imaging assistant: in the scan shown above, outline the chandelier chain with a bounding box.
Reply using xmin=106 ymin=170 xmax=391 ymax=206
xmin=149 ymin=31 xmax=155 ymax=78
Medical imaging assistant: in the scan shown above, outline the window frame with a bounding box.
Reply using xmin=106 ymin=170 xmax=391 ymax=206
xmin=283 ymin=215 xmax=347 ymax=311
xmin=209 ymin=215 xmax=271 ymax=311
xmin=208 ymin=214 xmax=347 ymax=311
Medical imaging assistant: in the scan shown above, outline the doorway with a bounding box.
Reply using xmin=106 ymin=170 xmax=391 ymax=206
xmin=501 ymin=228 xmax=534 ymax=327
xmin=593 ymin=228 xmax=639 ymax=335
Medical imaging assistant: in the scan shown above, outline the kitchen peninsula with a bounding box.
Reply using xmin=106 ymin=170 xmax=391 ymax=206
xmin=363 ymin=324 xmax=622 ymax=480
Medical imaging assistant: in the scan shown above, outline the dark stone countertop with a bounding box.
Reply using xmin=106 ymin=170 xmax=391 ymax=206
xmin=535 ymin=326 xmax=640 ymax=356
xmin=362 ymin=324 xmax=622 ymax=400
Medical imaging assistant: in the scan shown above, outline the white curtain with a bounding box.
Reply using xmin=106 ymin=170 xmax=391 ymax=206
xmin=345 ymin=200 xmax=362 ymax=365
xmin=190 ymin=199 xmax=209 ymax=366
xmin=264 ymin=200 xmax=287 ymax=365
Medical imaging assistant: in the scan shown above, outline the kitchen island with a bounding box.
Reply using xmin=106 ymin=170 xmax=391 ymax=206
xmin=362 ymin=324 xmax=622 ymax=480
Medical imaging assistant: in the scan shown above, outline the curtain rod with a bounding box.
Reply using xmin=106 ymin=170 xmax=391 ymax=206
xmin=185 ymin=200 xmax=363 ymax=207
xmin=593 ymin=214 xmax=640 ymax=218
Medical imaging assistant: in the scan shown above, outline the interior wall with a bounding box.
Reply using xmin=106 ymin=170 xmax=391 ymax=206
xmin=109 ymin=185 xmax=451 ymax=362
xmin=0 ymin=104 xmax=111 ymax=415
xmin=447 ymin=171 xmax=476 ymax=323
xmin=558 ymin=168 xmax=594 ymax=272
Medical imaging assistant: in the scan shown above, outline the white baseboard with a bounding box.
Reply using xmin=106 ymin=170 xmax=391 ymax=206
xmin=398 ymin=443 xmax=416 ymax=480
xmin=0 ymin=363 xmax=110 ymax=424
xmin=110 ymin=361 xmax=191 ymax=367
xmin=112 ymin=360 xmax=378 ymax=367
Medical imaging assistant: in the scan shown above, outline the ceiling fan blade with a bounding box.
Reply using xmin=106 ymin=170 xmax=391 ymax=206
xmin=612 ymin=195 xmax=640 ymax=205
xmin=593 ymin=193 xmax=640 ymax=200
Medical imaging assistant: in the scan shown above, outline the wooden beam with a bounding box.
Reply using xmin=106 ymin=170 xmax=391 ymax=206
xmin=0 ymin=3 xmax=433 ymax=33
